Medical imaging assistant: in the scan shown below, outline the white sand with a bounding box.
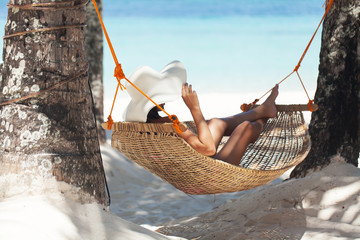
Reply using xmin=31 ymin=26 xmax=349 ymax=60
xmin=159 ymin=158 xmax=360 ymax=240
xmin=1 ymin=144 xmax=359 ymax=240
xmin=101 ymin=143 xmax=254 ymax=226
xmin=0 ymin=194 xmax=179 ymax=240
xmin=0 ymin=174 xmax=183 ymax=240
xmin=1 ymin=92 xmax=359 ymax=240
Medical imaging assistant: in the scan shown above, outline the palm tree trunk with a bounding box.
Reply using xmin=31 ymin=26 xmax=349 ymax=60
xmin=291 ymin=0 xmax=360 ymax=178
xmin=0 ymin=0 xmax=107 ymax=205
xmin=85 ymin=0 xmax=106 ymax=144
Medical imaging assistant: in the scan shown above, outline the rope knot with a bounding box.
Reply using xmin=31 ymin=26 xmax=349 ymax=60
xmin=308 ymin=99 xmax=315 ymax=112
xmin=241 ymin=99 xmax=259 ymax=112
xmin=114 ymin=64 xmax=126 ymax=90
xmin=169 ymin=115 xmax=182 ymax=133
xmin=106 ymin=115 xmax=114 ymax=130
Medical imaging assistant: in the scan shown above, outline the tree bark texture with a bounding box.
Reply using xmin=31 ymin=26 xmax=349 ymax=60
xmin=0 ymin=0 xmax=107 ymax=204
xmin=291 ymin=0 xmax=360 ymax=178
xmin=85 ymin=0 xmax=105 ymax=144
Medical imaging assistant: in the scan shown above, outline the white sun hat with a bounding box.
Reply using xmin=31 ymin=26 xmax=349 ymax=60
xmin=123 ymin=60 xmax=187 ymax=122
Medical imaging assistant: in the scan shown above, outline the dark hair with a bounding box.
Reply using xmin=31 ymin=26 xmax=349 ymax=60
xmin=146 ymin=106 xmax=162 ymax=123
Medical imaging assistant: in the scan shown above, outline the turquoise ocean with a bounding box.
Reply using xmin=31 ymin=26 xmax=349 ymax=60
xmin=1 ymin=0 xmax=325 ymax=106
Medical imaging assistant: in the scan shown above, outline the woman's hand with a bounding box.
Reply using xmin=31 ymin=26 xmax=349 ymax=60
xmin=178 ymin=83 xmax=216 ymax=156
xmin=182 ymin=83 xmax=200 ymax=111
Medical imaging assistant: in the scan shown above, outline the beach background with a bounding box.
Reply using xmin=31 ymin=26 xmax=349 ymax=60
xmin=0 ymin=0 xmax=324 ymax=123
xmin=3 ymin=1 xmax=359 ymax=239
xmin=100 ymin=0 xmax=323 ymax=124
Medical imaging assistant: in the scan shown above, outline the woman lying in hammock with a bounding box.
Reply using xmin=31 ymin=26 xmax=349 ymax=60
xmin=123 ymin=60 xmax=278 ymax=166
xmin=147 ymin=83 xmax=279 ymax=166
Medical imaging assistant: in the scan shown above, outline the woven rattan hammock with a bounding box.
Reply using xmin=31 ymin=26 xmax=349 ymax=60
xmin=102 ymin=104 xmax=312 ymax=195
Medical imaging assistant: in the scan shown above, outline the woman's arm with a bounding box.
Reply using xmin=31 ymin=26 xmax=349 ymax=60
xmin=177 ymin=83 xmax=216 ymax=156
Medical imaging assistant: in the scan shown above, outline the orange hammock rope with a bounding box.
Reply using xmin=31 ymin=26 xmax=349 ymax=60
xmin=93 ymin=0 xmax=335 ymax=129
xmin=91 ymin=0 xmax=182 ymax=133
xmin=241 ymin=0 xmax=334 ymax=112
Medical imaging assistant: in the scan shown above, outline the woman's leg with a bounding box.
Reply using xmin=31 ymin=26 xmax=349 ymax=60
xmin=208 ymin=85 xmax=279 ymax=147
xmin=214 ymin=119 xmax=264 ymax=165
xmin=222 ymin=85 xmax=278 ymax=134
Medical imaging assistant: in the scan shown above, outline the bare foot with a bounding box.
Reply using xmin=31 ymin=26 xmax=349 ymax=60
xmin=261 ymin=84 xmax=278 ymax=118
